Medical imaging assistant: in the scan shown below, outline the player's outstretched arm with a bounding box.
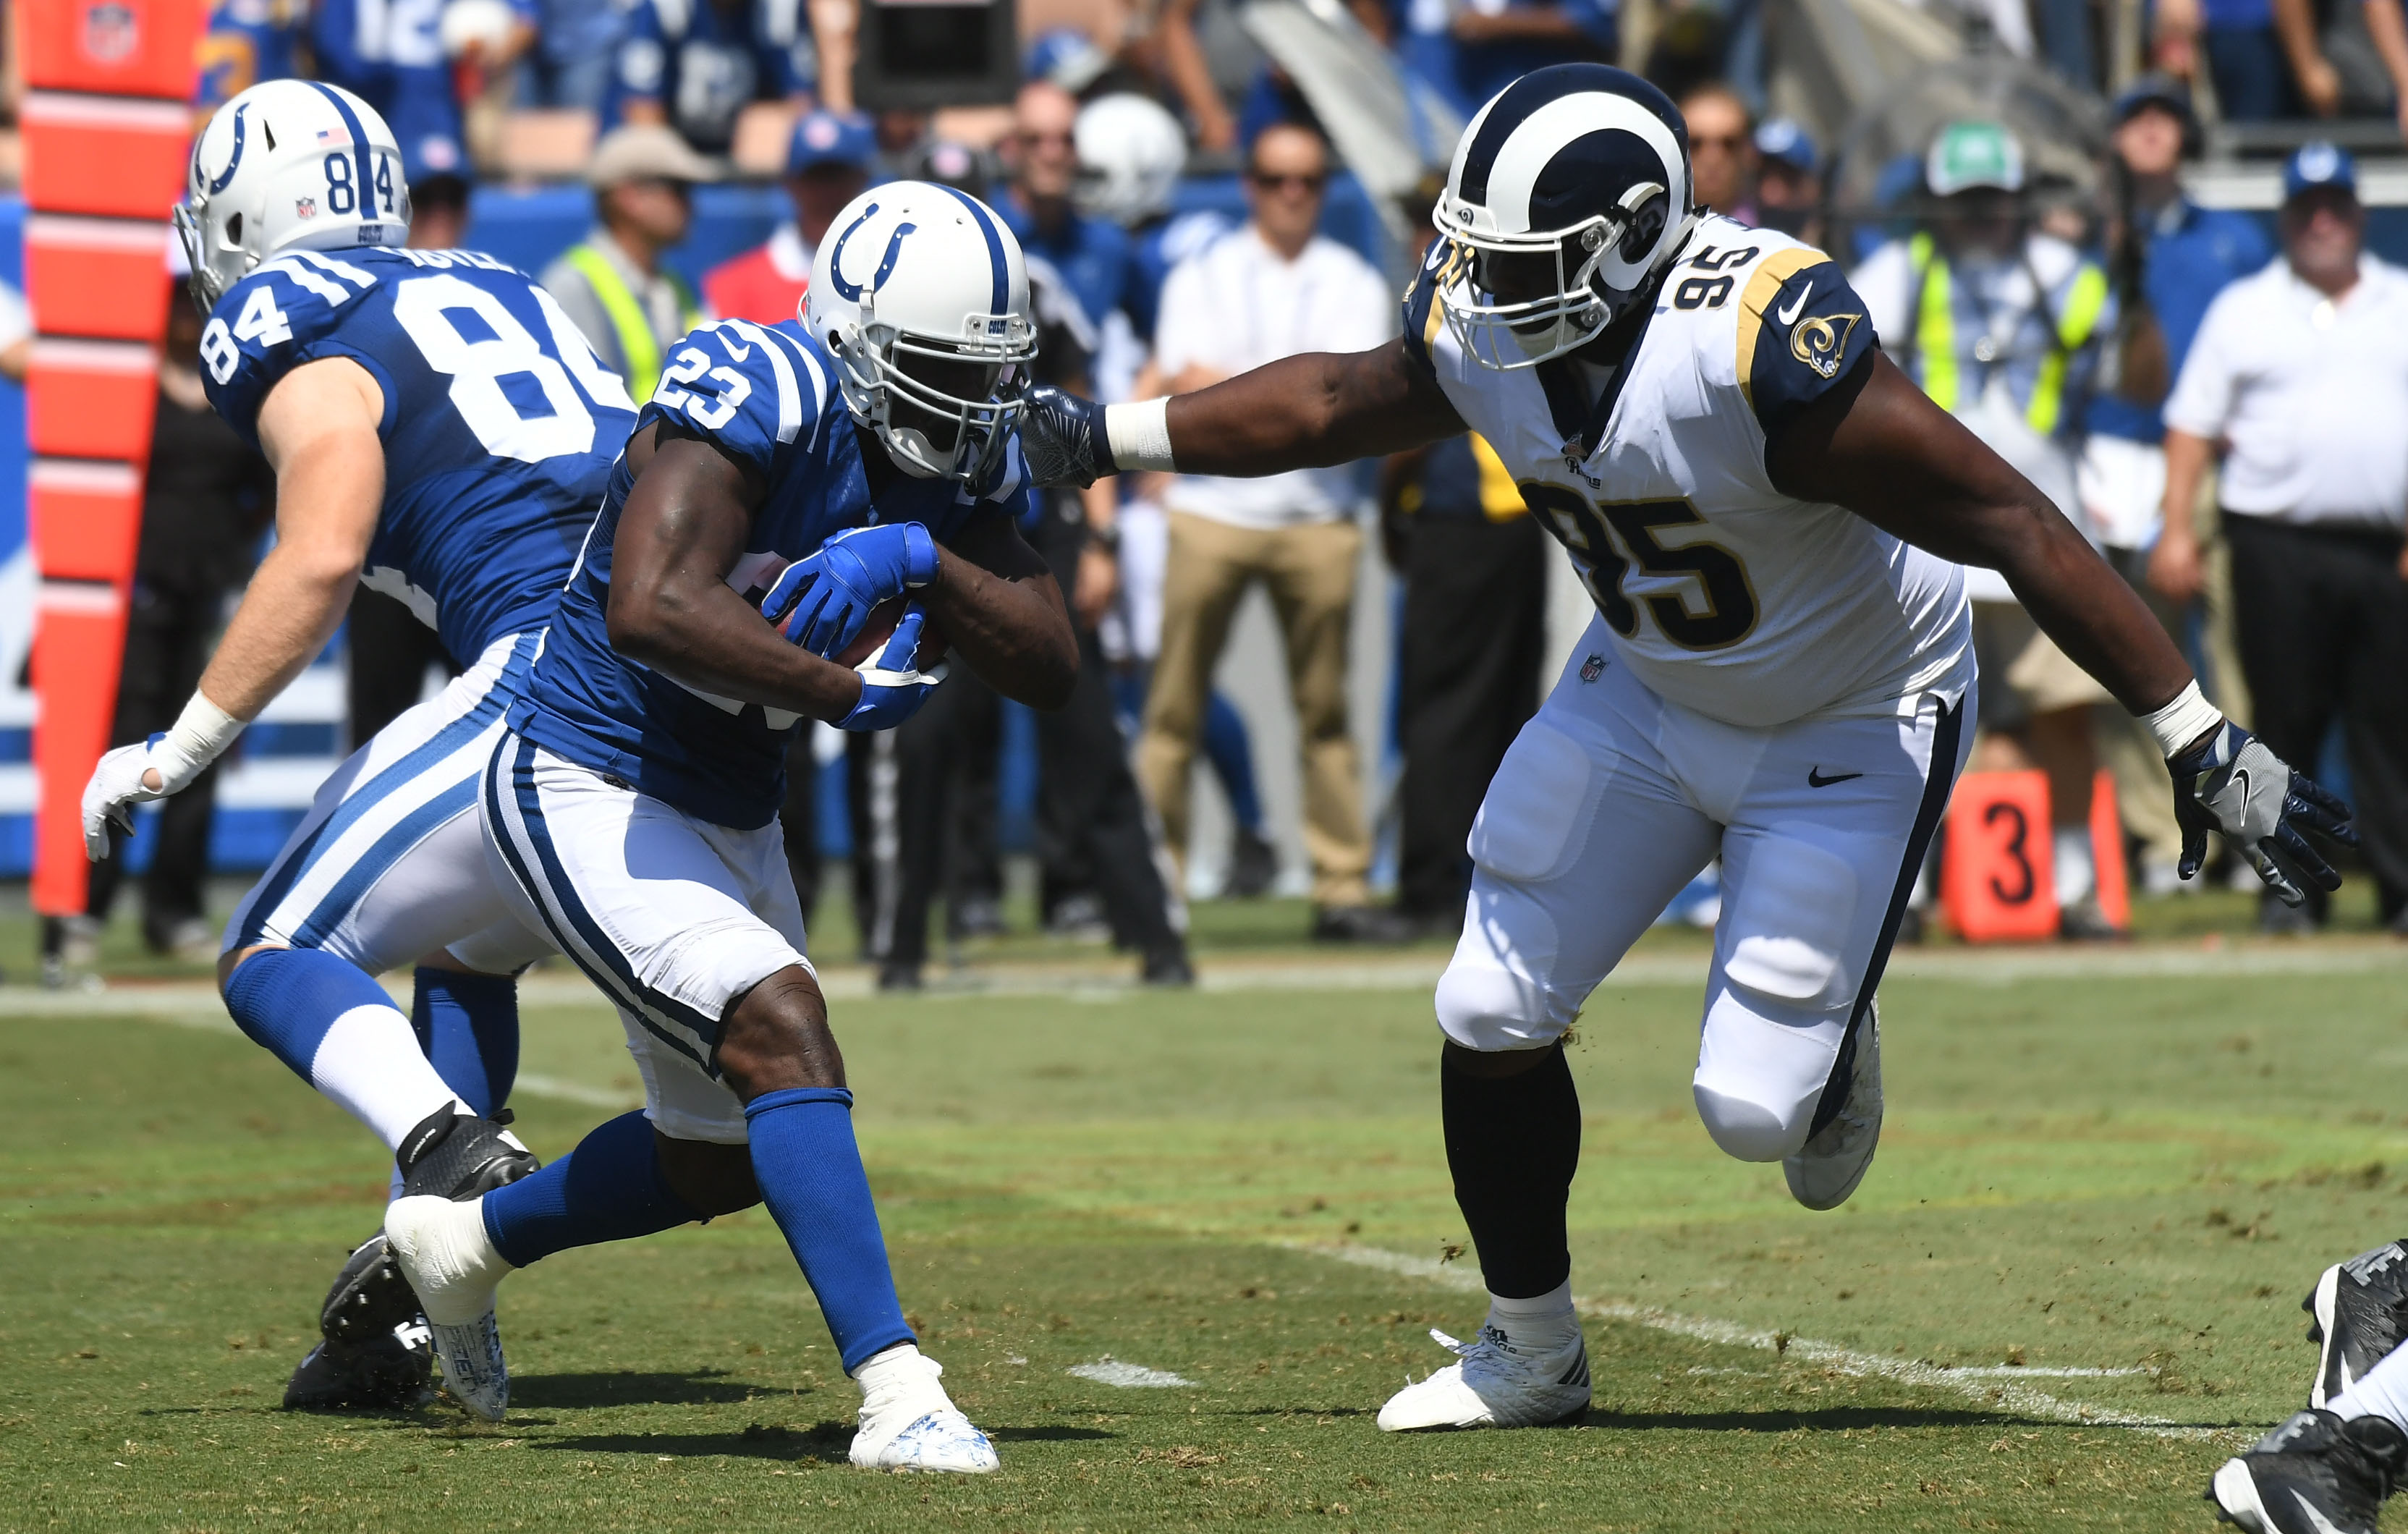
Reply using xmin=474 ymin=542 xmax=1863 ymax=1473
xmin=1019 ymin=341 xmax=1464 ymax=487
xmin=82 ymin=357 xmax=385 ymax=857
xmin=1768 ymin=350 xmax=2356 ymax=903
xmin=607 ymin=425 xmax=876 ymax=724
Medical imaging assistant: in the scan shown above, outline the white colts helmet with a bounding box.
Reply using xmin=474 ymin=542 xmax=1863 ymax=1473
xmin=1435 ymin=64 xmax=1699 ymax=370
xmin=1074 ymin=93 xmax=1188 ymax=228
xmin=176 ymin=79 xmax=411 ymax=308
xmin=806 ymin=181 xmax=1038 ymax=483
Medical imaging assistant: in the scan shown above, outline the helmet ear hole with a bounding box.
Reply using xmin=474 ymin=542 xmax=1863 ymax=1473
xmin=1616 ymin=194 xmax=1665 ymax=263
xmin=226 ymin=213 xmax=243 ymax=245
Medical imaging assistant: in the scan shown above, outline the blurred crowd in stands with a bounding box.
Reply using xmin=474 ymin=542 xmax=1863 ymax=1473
xmin=17 ymin=0 xmax=2408 ymax=973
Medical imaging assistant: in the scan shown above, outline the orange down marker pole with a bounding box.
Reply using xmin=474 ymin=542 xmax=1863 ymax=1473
xmin=1941 ymin=770 xmax=2060 ymax=942
xmin=20 ymin=0 xmax=203 ymax=920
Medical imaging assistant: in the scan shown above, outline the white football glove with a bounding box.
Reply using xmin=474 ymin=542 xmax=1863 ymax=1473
xmin=81 ymin=695 xmax=245 ymax=860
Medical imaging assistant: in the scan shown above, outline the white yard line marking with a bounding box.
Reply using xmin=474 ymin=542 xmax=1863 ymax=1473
xmin=1068 ymin=1359 xmax=1196 ymax=1388
xmin=512 ymin=1073 xmax=642 ymax=1110
xmin=1302 ymin=1243 xmax=2229 ymax=1441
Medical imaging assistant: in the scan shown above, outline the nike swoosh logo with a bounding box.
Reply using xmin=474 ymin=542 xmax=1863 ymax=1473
xmin=1776 ymin=285 xmax=1810 ymax=326
xmin=721 ymin=337 xmax=752 ymax=360
xmin=1808 ymin=768 xmax=1862 ymax=788
xmin=2291 ymin=1488 xmax=2349 ymax=1534
xmin=2230 ymin=767 xmax=2252 ymax=806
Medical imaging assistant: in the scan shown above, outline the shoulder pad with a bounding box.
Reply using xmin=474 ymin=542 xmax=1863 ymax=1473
xmin=640 ymin=319 xmax=834 ymax=475
xmin=1727 ymin=245 xmax=1877 ymax=444
xmin=198 ymin=250 xmax=384 ymax=443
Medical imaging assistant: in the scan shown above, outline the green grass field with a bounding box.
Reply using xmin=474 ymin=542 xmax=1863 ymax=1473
xmin=7 ymin=934 xmax=2408 ymax=1531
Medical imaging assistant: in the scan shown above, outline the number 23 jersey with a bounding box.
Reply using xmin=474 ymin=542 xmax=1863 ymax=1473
xmin=200 ymin=245 xmax=639 ymax=666
xmin=1404 ymin=216 xmax=1972 ymax=728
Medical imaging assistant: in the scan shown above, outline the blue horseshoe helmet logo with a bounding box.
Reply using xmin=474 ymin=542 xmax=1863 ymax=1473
xmin=205 ymin=102 xmax=250 ymax=194
xmin=828 ymin=203 xmax=919 ymax=302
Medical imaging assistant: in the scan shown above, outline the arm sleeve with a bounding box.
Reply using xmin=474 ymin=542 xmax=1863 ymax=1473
xmin=634 ymin=320 xmax=829 ymax=484
xmin=2161 ymin=292 xmax=2240 ymax=438
xmin=1734 ymin=255 xmax=1881 ymax=446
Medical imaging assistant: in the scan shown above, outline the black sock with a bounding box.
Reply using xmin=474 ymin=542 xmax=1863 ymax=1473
xmin=1441 ymin=1043 xmax=1580 ymax=1300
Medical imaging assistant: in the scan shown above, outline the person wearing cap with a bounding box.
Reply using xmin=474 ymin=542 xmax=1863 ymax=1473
xmin=1752 ymin=117 xmax=1822 ymax=244
xmin=608 ymin=0 xmax=818 ymax=156
xmin=2155 ymin=143 xmax=2408 ymax=932
xmin=540 ymin=125 xmax=715 ymax=401
xmin=1854 ymin=119 xmax=2123 ymax=938
xmin=2078 ymin=75 xmax=2271 ymax=897
xmin=702 ymin=109 xmax=874 ymax=326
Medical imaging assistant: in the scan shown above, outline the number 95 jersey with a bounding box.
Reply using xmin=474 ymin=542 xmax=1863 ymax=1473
xmin=200 ymin=246 xmax=640 ymax=667
xmin=1404 ymin=216 xmax=1972 ymax=728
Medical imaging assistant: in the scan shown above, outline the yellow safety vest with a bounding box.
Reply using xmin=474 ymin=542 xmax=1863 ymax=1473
xmin=564 ymin=242 xmax=703 ymax=402
xmin=1905 ymin=232 xmax=2109 ymax=437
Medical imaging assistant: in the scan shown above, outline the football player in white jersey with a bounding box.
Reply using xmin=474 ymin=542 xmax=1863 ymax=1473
xmin=1017 ymin=63 xmax=2355 ymax=1431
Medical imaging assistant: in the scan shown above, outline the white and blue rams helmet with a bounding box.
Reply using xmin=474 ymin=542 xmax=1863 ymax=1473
xmin=1435 ymin=64 xmax=1700 ymax=370
xmin=174 ymin=80 xmax=411 ymax=308
xmin=806 ymin=181 xmax=1039 ymax=483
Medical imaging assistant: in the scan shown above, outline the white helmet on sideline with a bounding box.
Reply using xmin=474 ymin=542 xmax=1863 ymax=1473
xmin=174 ymin=79 xmax=411 ymax=308
xmin=1074 ymin=93 xmax=1187 ymax=227
xmin=805 ymin=181 xmax=1038 ymax=483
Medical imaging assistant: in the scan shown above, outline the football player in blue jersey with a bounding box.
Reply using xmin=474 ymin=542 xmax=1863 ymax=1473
xmin=81 ymin=80 xmax=640 ymax=1411
xmin=378 ymin=182 xmax=1075 ymax=1470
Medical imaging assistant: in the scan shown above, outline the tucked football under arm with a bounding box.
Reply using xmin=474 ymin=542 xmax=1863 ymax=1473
xmin=1765 ymin=348 xmax=2199 ymax=721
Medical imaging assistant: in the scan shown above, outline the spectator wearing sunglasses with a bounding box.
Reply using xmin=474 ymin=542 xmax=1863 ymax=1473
xmin=1680 ymin=82 xmax=1758 ymax=224
xmin=1140 ymin=123 xmax=1405 ymax=941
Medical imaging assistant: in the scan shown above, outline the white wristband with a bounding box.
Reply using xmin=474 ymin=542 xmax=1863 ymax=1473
xmin=1104 ymin=397 xmax=1175 ymax=473
xmin=2141 ymin=679 xmax=2224 ymax=758
xmin=153 ymin=692 xmax=245 ymax=791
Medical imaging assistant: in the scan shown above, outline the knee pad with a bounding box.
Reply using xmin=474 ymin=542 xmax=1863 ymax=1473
xmin=1435 ymin=957 xmax=1566 ymax=1054
xmin=1692 ymin=991 xmax=1844 ymax=1162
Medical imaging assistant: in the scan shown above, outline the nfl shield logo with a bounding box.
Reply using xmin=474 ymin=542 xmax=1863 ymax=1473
xmin=82 ymin=1 xmax=139 ymax=62
xmin=1580 ymin=653 xmax=1606 ymax=683
xmin=294 ymin=196 xmax=317 ymax=218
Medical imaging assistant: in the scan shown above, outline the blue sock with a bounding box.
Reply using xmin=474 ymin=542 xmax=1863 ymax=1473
xmin=410 ymin=967 xmax=520 ymax=1117
xmin=744 ymin=1088 xmax=914 ymax=1373
xmin=480 ymin=1111 xmax=700 ymax=1267
xmin=222 ymin=947 xmax=459 ymax=1146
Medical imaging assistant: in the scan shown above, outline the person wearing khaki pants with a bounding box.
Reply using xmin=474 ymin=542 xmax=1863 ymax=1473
xmin=1141 ymin=512 xmax=1369 ymax=907
xmin=1138 ymin=121 xmax=1404 ymax=940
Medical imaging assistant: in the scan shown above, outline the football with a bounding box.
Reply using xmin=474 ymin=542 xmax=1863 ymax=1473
xmin=834 ymin=596 xmax=949 ymax=670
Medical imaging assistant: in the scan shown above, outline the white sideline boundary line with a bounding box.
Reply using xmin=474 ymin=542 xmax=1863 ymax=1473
xmin=1301 ymin=1243 xmax=2231 ymax=1441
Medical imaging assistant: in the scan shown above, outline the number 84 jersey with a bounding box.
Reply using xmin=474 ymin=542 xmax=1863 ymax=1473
xmin=1404 ymin=216 xmax=1972 ymax=728
xmin=200 ymin=245 xmax=639 ymax=667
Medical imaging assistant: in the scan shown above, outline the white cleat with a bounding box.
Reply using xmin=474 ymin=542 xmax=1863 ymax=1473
xmin=384 ymin=1193 xmax=516 ymax=1422
xmin=1785 ymin=1004 xmax=1882 ymax=1211
xmin=1376 ymin=1323 xmax=1591 ymax=1431
xmin=849 ymin=1345 xmax=999 ymax=1473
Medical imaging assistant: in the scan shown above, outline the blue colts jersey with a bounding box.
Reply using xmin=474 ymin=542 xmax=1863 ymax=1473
xmin=200 ymin=245 xmax=639 ymax=666
xmin=514 ymin=318 xmax=1035 ymax=829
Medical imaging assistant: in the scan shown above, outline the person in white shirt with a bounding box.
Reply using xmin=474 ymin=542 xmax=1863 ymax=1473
xmin=1141 ymin=122 xmax=1401 ymax=941
xmin=2156 ymin=143 xmax=2408 ymax=933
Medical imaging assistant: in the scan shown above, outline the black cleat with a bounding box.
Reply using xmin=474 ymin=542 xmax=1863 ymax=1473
xmin=396 ymin=1105 xmax=541 ymax=1201
xmin=2209 ymin=1409 xmax=2408 ymax=1533
xmin=318 ymin=1232 xmax=423 ymax=1347
xmin=2307 ymin=1240 xmax=2408 ymax=1409
xmin=283 ymin=1324 xmax=434 ymax=1411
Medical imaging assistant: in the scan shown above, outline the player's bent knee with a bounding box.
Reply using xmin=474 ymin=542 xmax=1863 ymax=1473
xmin=716 ymin=965 xmax=845 ymax=1101
xmin=656 ymin=1133 xmax=760 ymax=1217
xmin=1691 ymin=992 xmax=1847 ymax=1162
xmin=217 ymin=942 xmax=283 ymax=998
xmin=1435 ymin=959 xmax=1566 ymax=1054
xmin=1692 ymin=1082 xmax=1813 ymax=1162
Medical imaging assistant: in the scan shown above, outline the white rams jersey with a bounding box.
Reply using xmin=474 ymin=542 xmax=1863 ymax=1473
xmin=1404 ymin=216 xmax=1972 ymax=728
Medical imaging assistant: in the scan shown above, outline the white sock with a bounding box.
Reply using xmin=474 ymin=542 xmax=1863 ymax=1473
xmin=386 ymin=1195 xmax=514 ymax=1325
xmin=1487 ymin=1281 xmax=1578 ymax=1342
xmin=2330 ymin=1340 xmax=2408 ymax=1431
xmin=309 ymin=1004 xmax=465 ymax=1150
xmin=855 ymin=1343 xmax=944 ymax=1397
xmin=2053 ymin=825 xmax=2095 ymax=907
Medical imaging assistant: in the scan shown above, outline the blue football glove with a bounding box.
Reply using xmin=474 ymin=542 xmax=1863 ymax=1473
xmin=1019 ymin=385 xmax=1110 ymax=488
xmin=760 ymin=522 xmax=939 ymax=658
xmin=837 ymin=604 xmax=941 ymax=731
xmin=2170 ymin=720 xmax=2357 ymax=906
